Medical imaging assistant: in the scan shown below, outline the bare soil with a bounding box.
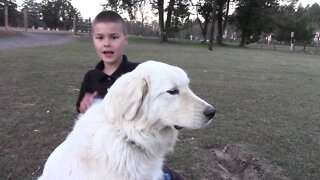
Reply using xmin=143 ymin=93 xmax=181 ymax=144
xmin=191 ymin=143 xmax=290 ymax=180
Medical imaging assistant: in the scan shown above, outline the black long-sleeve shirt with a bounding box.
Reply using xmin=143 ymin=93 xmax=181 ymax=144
xmin=76 ymin=55 xmax=139 ymax=112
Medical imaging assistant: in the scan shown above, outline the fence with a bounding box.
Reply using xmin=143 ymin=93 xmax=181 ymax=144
xmin=74 ymin=16 xmax=91 ymax=36
xmin=2 ymin=6 xmax=90 ymax=35
xmin=2 ymin=5 xmax=28 ymax=31
xmin=246 ymin=41 xmax=320 ymax=55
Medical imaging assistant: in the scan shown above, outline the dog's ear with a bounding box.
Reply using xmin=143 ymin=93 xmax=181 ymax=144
xmin=119 ymin=73 xmax=149 ymax=121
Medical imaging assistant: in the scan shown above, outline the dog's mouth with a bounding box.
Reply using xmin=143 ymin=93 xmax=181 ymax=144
xmin=174 ymin=125 xmax=184 ymax=130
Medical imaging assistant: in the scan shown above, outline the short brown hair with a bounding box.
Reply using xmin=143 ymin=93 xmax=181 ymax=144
xmin=92 ymin=10 xmax=127 ymax=35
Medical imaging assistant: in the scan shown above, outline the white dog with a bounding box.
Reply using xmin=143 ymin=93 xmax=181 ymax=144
xmin=39 ymin=61 xmax=215 ymax=180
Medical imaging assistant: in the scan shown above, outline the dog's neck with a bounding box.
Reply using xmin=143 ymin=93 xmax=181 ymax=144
xmin=126 ymin=139 xmax=149 ymax=154
xmin=123 ymin=125 xmax=178 ymax=158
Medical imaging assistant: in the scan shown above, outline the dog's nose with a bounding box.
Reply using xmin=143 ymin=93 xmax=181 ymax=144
xmin=204 ymin=106 xmax=216 ymax=119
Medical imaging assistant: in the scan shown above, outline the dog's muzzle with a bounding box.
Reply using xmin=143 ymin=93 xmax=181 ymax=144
xmin=204 ymin=106 xmax=216 ymax=120
xmin=174 ymin=125 xmax=183 ymax=130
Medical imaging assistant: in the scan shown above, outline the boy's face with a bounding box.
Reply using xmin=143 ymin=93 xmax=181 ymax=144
xmin=92 ymin=22 xmax=128 ymax=65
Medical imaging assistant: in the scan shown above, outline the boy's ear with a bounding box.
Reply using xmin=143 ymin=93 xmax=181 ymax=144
xmin=124 ymin=35 xmax=128 ymax=45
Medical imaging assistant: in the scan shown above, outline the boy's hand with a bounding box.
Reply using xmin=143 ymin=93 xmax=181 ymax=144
xmin=79 ymin=91 xmax=98 ymax=113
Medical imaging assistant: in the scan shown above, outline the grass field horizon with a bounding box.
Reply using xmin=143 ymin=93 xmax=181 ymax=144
xmin=1 ymin=36 xmax=319 ymax=179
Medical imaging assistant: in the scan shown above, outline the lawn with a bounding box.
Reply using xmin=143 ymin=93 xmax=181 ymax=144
xmin=0 ymin=36 xmax=319 ymax=179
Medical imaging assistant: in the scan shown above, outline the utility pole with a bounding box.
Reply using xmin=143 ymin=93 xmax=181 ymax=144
xmin=5 ymin=4 xmax=8 ymax=31
xmin=73 ymin=15 xmax=77 ymax=36
xmin=316 ymin=33 xmax=319 ymax=54
xmin=290 ymin=31 xmax=294 ymax=51
xmin=24 ymin=6 xmax=28 ymax=32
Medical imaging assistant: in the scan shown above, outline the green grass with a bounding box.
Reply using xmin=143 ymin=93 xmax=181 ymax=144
xmin=1 ymin=36 xmax=319 ymax=179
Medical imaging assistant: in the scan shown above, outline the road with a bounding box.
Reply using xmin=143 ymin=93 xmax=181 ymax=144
xmin=0 ymin=30 xmax=74 ymax=50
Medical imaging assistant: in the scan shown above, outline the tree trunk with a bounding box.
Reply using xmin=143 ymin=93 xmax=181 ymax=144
xmin=208 ymin=0 xmax=217 ymax=51
xmin=217 ymin=20 xmax=223 ymax=44
xmin=217 ymin=0 xmax=224 ymax=45
xmin=217 ymin=9 xmax=223 ymax=44
xmin=4 ymin=5 xmax=8 ymax=31
xmin=166 ymin=0 xmax=175 ymax=31
xmin=203 ymin=20 xmax=209 ymax=43
xmin=157 ymin=0 xmax=175 ymax=42
xmin=222 ymin=0 xmax=230 ymax=33
xmin=164 ymin=0 xmax=175 ymax=41
xmin=158 ymin=0 xmax=166 ymax=42
xmin=73 ymin=15 xmax=77 ymax=36
xmin=240 ymin=31 xmax=246 ymax=47
xmin=197 ymin=17 xmax=209 ymax=44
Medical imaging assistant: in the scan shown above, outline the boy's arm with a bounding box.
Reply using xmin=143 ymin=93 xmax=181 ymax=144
xmin=78 ymin=92 xmax=98 ymax=113
xmin=76 ymin=73 xmax=90 ymax=113
xmin=76 ymin=72 xmax=99 ymax=113
xmin=76 ymin=83 xmax=86 ymax=113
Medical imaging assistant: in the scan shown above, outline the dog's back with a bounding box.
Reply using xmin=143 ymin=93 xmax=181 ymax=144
xmin=39 ymin=61 xmax=215 ymax=180
xmin=39 ymin=100 xmax=166 ymax=180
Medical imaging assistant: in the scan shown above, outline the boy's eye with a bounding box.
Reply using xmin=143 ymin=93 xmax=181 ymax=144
xmin=112 ymin=36 xmax=119 ymax=39
xmin=96 ymin=36 xmax=103 ymax=40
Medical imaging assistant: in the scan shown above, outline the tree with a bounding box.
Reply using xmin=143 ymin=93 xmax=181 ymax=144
xmin=208 ymin=0 xmax=217 ymax=50
xmin=59 ymin=0 xmax=78 ymax=30
xmin=41 ymin=0 xmax=60 ymax=30
xmin=216 ymin=0 xmax=223 ymax=44
xmin=102 ymin=0 xmax=142 ymax=19
xmin=41 ymin=0 xmax=78 ymax=30
xmin=104 ymin=0 xmax=190 ymax=42
xmin=273 ymin=2 xmax=315 ymax=44
xmin=196 ymin=0 xmax=230 ymax=45
xmin=0 ymin=0 xmax=6 ymax=26
xmin=294 ymin=5 xmax=314 ymax=43
xmin=169 ymin=0 xmax=190 ymax=35
xmin=151 ymin=0 xmax=177 ymax=41
xmin=0 ymin=0 xmax=21 ymax=27
xmin=216 ymin=0 xmax=230 ymax=45
xmin=22 ymin=0 xmax=42 ymax=29
xmin=196 ymin=0 xmax=212 ymax=43
xmin=222 ymin=0 xmax=230 ymax=34
xmin=232 ymin=0 xmax=278 ymax=47
xmin=273 ymin=4 xmax=296 ymax=42
xmin=307 ymin=3 xmax=320 ymax=31
xmin=174 ymin=19 xmax=202 ymax=39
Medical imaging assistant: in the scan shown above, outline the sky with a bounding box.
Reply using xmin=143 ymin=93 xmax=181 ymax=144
xmin=16 ymin=0 xmax=320 ymax=20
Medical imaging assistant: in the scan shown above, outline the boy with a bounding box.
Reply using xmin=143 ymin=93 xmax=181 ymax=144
xmin=76 ymin=10 xmax=184 ymax=180
xmin=76 ymin=10 xmax=138 ymax=113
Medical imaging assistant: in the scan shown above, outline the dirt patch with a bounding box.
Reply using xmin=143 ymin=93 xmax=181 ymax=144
xmin=194 ymin=143 xmax=289 ymax=180
xmin=0 ymin=30 xmax=74 ymax=49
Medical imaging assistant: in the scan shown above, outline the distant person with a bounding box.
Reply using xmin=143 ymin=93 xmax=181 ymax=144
xmin=75 ymin=10 xmax=184 ymax=180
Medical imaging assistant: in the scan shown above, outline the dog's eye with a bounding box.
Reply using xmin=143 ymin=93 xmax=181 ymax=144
xmin=167 ymin=88 xmax=179 ymax=95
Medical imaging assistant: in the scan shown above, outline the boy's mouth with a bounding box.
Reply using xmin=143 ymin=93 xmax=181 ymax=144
xmin=102 ymin=51 xmax=114 ymax=58
xmin=103 ymin=50 xmax=114 ymax=55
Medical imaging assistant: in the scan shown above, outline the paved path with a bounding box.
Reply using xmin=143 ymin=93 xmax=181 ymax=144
xmin=0 ymin=30 xmax=74 ymax=50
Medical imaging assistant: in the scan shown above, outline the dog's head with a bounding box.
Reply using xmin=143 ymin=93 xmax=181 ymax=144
xmin=104 ymin=61 xmax=215 ymax=130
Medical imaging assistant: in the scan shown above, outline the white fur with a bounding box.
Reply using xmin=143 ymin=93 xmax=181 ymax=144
xmin=39 ymin=61 xmax=215 ymax=180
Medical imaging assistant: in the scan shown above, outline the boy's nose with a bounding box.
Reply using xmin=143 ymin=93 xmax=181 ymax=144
xmin=103 ymin=39 xmax=111 ymax=47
